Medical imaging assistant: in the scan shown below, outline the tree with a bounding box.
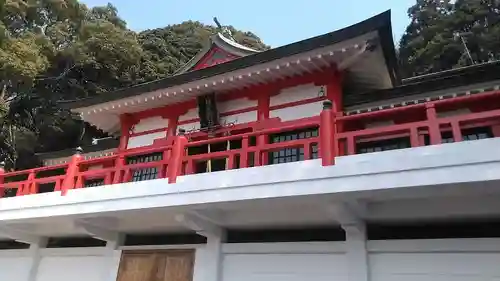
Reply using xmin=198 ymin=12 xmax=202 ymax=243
xmin=138 ymin=21 xmax=269 ymax=78
xmin=399 ymin=0 xmax=455 ymax=77
xmin=0 ymin=1 xmax=267 ymax=169
xmin=399 ymin=0 xmax=500 ymax=78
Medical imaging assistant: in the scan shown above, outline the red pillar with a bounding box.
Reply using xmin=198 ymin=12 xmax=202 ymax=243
xmin=326 ymin=71 xmax=344 ymax=156
xmin=119 ymin=114 xmax=132 ymax=150
xmin=61 ymin=147 xmax=83 ymax=196
xmin=112 ymin=155 xmax=126 ymax=184
xmin=320 ymin=101 xmax=336 ymax=166
xmin=426 ymin=103 xmax=442 ymax=145
xmin=167 ymin=116 xmax=179 ymax=138
xmin=168 ymin=129 xmax=188 ymax=184
xmin=257 ymin=92 xmax=270 ymax=121
xmin=0 ymin=161 xmax=5 ymax=198
xmin=256 ymin=91 xmax=271 ymax=165
xmin=491 ymin=124 xmax=500 ymax=137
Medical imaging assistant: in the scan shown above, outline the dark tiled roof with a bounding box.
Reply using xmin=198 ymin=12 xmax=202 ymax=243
xmin=344 ymin=61 xmax=500 ymax=107
xmin=60 ymin=10 xmax=398 ymax=109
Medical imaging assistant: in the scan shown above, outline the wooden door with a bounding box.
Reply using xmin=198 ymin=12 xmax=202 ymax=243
xmin=116 ymin=250 xmax=194 ymax=281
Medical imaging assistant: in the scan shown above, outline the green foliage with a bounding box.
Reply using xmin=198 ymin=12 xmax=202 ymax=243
xmin=399 ymin=0 xmax=500 ymax=77
xmin=0 ymin=1 xmax=268 ymax=170
xmin=138 ymin=21 xmax=269 ymax=78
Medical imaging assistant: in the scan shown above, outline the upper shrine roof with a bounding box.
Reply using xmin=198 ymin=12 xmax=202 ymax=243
xmin=60 ymin=10 xmax=400 ymax=134
xmin=174 ymin=32 xmax=260 ymax=74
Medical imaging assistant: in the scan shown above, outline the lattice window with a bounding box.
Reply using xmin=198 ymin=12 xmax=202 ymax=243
xmin=84 ymin=179 xmax=105 ymax=188
xmin=357 ymin=137 xmax=411 ymax=154
xmin=269 ymin=128 xmax=319 ymax=164
xmin=430 ymin=126 xmax=493 ymax=144
xmin=126 ymin=152 xmax=163 ymax=182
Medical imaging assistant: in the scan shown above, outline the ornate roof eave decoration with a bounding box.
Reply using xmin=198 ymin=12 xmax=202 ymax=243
xmin=175 ymin=32 xmax=261 ymax=75
xmin=58 ymin=10 xmax=398 ymax=112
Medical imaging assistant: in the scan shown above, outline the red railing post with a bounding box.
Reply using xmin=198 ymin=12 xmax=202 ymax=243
xmin=26 ymin=170 xmax=36 ymax=195
xmin=113 ymin=155 xmax=126 ymax=184
xmin=320 ymin=101 xmax=336 ymax=165
xmin=168 ymin=129 xmax=188 ymax=184
xmin=0 ymin=161 xmax=5 ymax=198
xmin=61 ymin=147 xmax=83 ymax=196
xmin=426 ymin=103 xmax=442 ymax=145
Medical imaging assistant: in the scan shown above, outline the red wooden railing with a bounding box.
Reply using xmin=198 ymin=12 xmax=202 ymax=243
xmin=1 ymin=89 xmax=500 ymax=198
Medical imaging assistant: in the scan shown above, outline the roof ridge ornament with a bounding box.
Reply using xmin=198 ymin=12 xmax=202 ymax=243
xmin=213 ymin=17 xmax=236 ymax=42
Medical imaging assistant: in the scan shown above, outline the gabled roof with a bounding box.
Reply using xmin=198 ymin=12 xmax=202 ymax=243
xmin=175 ymin=32 xmax=260 ymax=74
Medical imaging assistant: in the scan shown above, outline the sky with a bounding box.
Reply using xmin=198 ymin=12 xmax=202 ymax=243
xmin=81 ymin=0 xmax=415 ymax=48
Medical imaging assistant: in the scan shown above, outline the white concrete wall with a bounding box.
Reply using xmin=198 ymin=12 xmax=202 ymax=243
xmin=1 ymin=239 xmax=500 ymax=281
xmin=0 ymin=251 xmax=31 ymax=281
xmin=222 ymin=242 xmax=347 ymax=281
xmin=368 ymin=239 xmax=500 ymax=281
xmin=0 ymin=247 xmax=121 ymax=281
xmin=221 ymin=239 xmax=500 ymax=281
xmin=193 ymin=246 xmax=210 ymax=281
xmin=36 ymin=254 xmax=104 ymax=281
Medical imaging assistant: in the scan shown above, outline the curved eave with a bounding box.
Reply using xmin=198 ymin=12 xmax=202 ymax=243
xmin=175 ymin=33 xmax=260 ymax=75
xmin=60 ymin=10 xmax=399 ymax=111
xmin=215 ymin=33 xmax=260 ymax=53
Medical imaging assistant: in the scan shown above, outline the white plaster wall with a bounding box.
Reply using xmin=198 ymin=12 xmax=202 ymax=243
xmin=179 ymin=108 xmax=198 ymax=122
xmin=270 ymin=100 xmax=323 ymax=121
xmin=218 ymin=98 xmax=257 ymax=113
xmin=132 ymin=116 xmax=168 ymax=133
xmin=178 ymin=122 xmax=201 ymax=133
xmin=0 ymin=254 xmax=31 ymax=281
xmin=220 ymin=111 xmax=257 ymax=125
xmin=127 ymin=131 xmax=166 ymax=149
xmin=270 ymin=84 xmax=323 ymax=106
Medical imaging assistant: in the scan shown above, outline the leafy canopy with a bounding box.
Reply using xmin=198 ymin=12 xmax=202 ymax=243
xmin=399 ymin=0 xmax=500 ymax=77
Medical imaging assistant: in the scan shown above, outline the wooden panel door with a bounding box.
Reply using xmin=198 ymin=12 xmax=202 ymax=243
xmin=116 ymin=250 xmax=194 ymax=281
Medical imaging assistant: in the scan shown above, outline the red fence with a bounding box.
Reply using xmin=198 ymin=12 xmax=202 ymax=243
xmin=1 ymin=90 xmax=500 ymax=198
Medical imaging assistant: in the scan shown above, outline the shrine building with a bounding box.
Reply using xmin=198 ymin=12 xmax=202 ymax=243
xmin=2 ymin=10 xmax=500 ymax=281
